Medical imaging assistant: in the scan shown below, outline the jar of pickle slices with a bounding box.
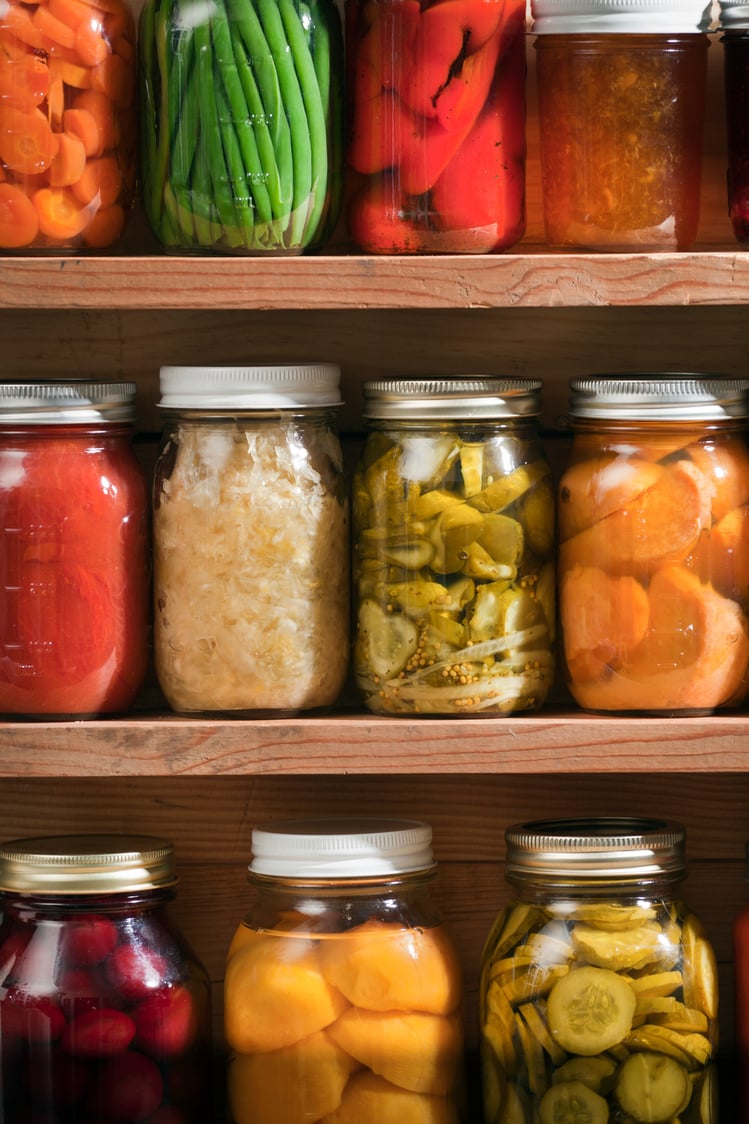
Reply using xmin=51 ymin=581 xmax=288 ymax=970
xmin=352 ymin=377 xmax=555 ymax=716
xmin=479 ymin=817 xmax=719 ymax=1124
xmin=224 ymin=817 xmax=467 ymax=1124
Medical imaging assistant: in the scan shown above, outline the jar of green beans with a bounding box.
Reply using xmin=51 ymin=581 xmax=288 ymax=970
xmin=138 ymin=0 xmax=344 ymax=254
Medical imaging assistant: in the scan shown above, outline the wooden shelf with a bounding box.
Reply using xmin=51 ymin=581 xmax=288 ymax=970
xmin=3 ymin=248 xmax=749 ymax=310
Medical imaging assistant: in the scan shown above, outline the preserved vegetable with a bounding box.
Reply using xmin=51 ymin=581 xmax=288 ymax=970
xmin=722 ymin=30 xmax=749 ymax=246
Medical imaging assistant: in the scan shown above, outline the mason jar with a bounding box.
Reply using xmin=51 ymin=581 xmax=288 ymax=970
xmin=479 ymin=817 xmax=719 ymax=1124
xmin=224 ymin=817 xmax=466 ymax=1124
xmin=0 ymin=833 xmax=212 ymax=1123
xmin=558 ymin=374 xmax=749 ymax=714
xmin=0 ymin=380 xmax=149 ymax=718
xmin=352 ymin=377 xmax=555 ymax=716
xmin=138 ymin=0 xmax=344 ymax=254
xmin=152 ymin=364 xmax=349 ymax=715
xmin=720 ymin=0 xmax=749 ymax=246
xmin=734 ymin=837 xmax=749 ymax=1122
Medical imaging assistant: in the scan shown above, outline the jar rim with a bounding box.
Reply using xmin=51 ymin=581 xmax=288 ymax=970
xmin=0 ymin=834 xmax=177 ymax=894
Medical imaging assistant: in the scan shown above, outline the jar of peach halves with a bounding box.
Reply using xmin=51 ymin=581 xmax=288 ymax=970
xmin=558 ymin=374 xmax=749 ymax=715
xmin=224 ymin=817 xmax=467 ymax=1124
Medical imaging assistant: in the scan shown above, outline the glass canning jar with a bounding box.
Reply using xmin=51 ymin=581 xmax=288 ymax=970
xmin=720 ymin=4 xmax=749 ymax=246
xmin=152 ymin=364 xmax=349 ymax=716
xmin=0 ymin=380 xmax=149 ymax=718
xmin=734 ymin=838 xmax=749 ymax=1122
xmin=532 ymin=0 xmax=710 ymax=252
xmin=138 ymin=0 xmax=344 ymax=255
xmin=224 ymin=817 xmax=467 ymax=1124
xmin=352 ymin=377 xmax=555 ymax=716
xmin=0 ymin=0 xmax=136 ymax=252
xmin=344 ymin=0 xmax=527 ymax=254
xmin=479 ymin=817 xmax=719 ymax=1124
xmin=558 ymin=374 xmax=749 ymax=715
xmin=0 ymin=833 xmax=212 ymax=1124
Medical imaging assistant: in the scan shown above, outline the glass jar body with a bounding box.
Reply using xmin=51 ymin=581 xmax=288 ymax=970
xmin=138 ymin=0 xmax=344 ymax=255
xmin=535 ymin=33 xmax=708 ymax=250
xmin=0 ymin=0 xmax=136 ymax=252
xmin=352 ymin=417 xmax=555 ymax=715
xmin=723 ymin=30 xmax=749 ymax=246
xmin=734 ymin=899 xmax=749 ymax=1121
xmin=0 ymin=423 xmax=149 ymax=717
xmin=225 ymin=875 xmax=466 ymax=1124
xmin=0 ymin=889 xmax=212 ymax=1123
xmin=558 ymin=416 xmax=749 ymax=714
xmin=152 ymin=409 xmax=349 ymax=715
xmin=344 ymin=0 xmax=526 ymax=254
xmin=480 ymin=880 xmax=719 ymax=1124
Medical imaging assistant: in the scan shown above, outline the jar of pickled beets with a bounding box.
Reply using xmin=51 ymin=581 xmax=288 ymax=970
xmin=479 ymin=817 xmax=719 ymax=1124
xmin=344 ymin=0 xmax=526 ymax=252
xmin=224 ymin=817 xmax=467 ymax=1124
xmin=0 ymin=833 xmax=212 ymax=1124
xmin=720 ymin=0 xmax=749 ymax=246
xmin=531 ymin=0 xmax=710 ymax=250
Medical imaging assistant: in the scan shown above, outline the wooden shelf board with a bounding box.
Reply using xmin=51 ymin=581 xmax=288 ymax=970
xmin=1 ymin=710 xmax=746 ymax=776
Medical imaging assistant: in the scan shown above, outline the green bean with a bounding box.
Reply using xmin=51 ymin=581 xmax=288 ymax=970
xmin=190 ymin=123 xmax=225 ymax=246
xmin=214 ymin=74 xmax=258 ymax=245
xmin=167 ymin=32 xmax=198 ymax=192
xmin=194 ymin=21 xmax=244 ymax=246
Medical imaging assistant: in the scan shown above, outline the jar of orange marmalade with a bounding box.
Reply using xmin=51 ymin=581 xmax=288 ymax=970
xmin=224 ymin=818 xmax=467 ymax=1124
xmin=532 ymin=0 xmax=710 ymax=251
xmin=558 ymin=375 xmax=749 ymax=714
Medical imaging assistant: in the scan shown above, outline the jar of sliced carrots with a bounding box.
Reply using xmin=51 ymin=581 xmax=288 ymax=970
xmin=558 ymin=374 xmax=749 ymax=715
xmin=225 ymin=817 xmax=467 ymax=1124
xmin=0 ymin=0 xmax=136 ymax=250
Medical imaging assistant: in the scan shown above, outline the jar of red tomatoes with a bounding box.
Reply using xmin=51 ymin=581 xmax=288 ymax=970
xmin=344 ymin=0 xmax=526 ymax=253
xmin=0 ymin=380 xmax=149 ymax=717
xmin=0 ymin=833 xmax=212 ymax=1123
xmin=531 ymin=0 xmax=710 ymax=250
xmin=0 ymin=0 xmax=136 ymax=251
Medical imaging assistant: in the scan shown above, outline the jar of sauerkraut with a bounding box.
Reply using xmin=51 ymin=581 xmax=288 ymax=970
xmin=479 ymin=817 xmax=719 ymax=1124
xmin=225 ymin=817 xmax=467 ymax=1124
xmin=352 ymin=377 xmax=555 ymax=716
xmin=152 ymin=364 xmax=349 ymax=715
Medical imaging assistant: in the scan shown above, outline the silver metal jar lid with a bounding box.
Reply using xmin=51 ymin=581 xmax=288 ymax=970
xmin=250 ymin=818 xmax=435 ymax=879
xmin=569 ymin=375 xmax=749 ymax=420
xmin=505 ymin=817 xmax=686 ymax=882
xmin=362 ymin=378 xmax=543 ymax=421
xmin=0 ymin=381 xmax=137 ymax=424
xmin=0 ymin=834 xmax=177 ymax=894
xmin=159 ymin=364 xmax=342 ymax=410
xmin=718 ymin=0 xmax=749 ymax=26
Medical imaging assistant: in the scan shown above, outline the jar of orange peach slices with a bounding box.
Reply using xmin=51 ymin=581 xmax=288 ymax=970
xmin=558 ymin=374 xmax=749 ymax=715
xmin=224 ymin=817 xmax=467 ymax=1124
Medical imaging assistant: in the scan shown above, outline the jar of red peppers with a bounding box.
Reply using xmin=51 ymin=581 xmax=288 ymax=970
xmin=0 ymin=833 xmax=212 ymax=1123
xmin=558 ymin=374 xmax=749 ymax=714
xmin=531 ymin=0 xmax=710 ymax=251
xmin=0 ymin=380 xmax=149 ymax=718
xmin=0 ymin=0 xmax=136 ymax=251
xmin=224 ymin=817 xmax=467 ymax=1124
xmin=344 ymin=0 xmax=526 ymax=253
xmin=720 ymin=2 xmax=749 ymax=246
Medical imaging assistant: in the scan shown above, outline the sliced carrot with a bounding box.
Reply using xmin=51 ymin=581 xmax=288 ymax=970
xmin=81 ymin=200 xmax=123 ymax=246
xmin=72 ymin=89 xmax=114 ymax=152
xmin=49 ymin=0 xmax=96 ymax=30
xmin=62 ymin=105 xmax=99 ymax=155
xmin=33 ymin=184 xmax=91 ymax=240
xmin=0 ymin=5 xmax=47 ymax=51
xmin=56 ymin=57 xmax=92 ymax=89
xmin=0 ymin=105 xmax=58 ymax=174
xmin=0 ymin=179 xmax=39 ymax=246
xmin=70 ymin=152 xmax=120 ymax=205
xmin=32 ymin=5 xmax=76 ymax=50
xmin=90 ymin=51 xmax=131 ymax=108
xmin=0 ymin=52 xmax=49 ymax=111
xmin=103 ymin=3 xmax=133 ymax=44
xmin=47 ymin=70 xmax=64 ymax=129
xmin=74 ymin=17 xmax=110 ymax=67
xmin=49 ymin=129 xmax=86 ymax=186
xmin=112 ymin=34 xmax=133 ymax=63
xmin=561 ymin=563 xmax=650 ymax=686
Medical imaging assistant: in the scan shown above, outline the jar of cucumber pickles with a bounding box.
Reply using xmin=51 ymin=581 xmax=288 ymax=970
xmin=479 ymin=817 xmax=719 ymax=1124
xmin=352 ymin=378 xmax=555 ymax=716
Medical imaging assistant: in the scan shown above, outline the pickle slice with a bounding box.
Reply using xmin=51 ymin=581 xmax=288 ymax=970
xmin=615 ymin=1051 xmax=690 ymax=1123
xmin=567 ymin=903 xmax=657 ymax=931
xmin=519 ymin=1001 xmax=568 ymax=1066
xmin=486 ymin=903 xmax=545 ymax=964
xmin=546 ymin=966 xmax=636 ymax=1055
xmin=552 ymin=1056 xmax=616 ymax=1097
xmin=461 ymin=443 xmax=484 ymax=497
xmin=571 ymin=921 xmax=663 ymax=971
xmin=682 ymin=916 xmax=718 ymax=1020
xmin=539 ymin=1080 xmax=609 ymax=1124
xmin=515 ymin=1007 xmax=548 ymax=1096
xmin=357 ymin=599 xmax=419 ymax=680
xmin=628 ymin=971 xmax=683 ymax=999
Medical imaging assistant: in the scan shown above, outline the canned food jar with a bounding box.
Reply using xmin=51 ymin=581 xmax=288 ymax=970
xmin=138 ymin=0 xmax=344 ymax=255
xmin=0 ymin=833 xmax=212 ymax=1123
xmin=719 ymin=2 xmax=749 ymax=246
xmin=532 ymin=0 xmax=710 ymax=251
xmin=558 ymin=375 xmax=749 ymax=715
xmin=479 ymin=817 xmax=719 ymax=1124
xmin=734 ymin=839 xmax=749 ymax=1122
xmin=0 ymin=0 xmax=136 ymax=252
xmin=224 ymin=817 xmax=467 ymax=1124
xmin=344 ymin=0 xmax=526 ymax=253
xmin=153 ymin=364 xmax=349 ymax=715
xmin=0 ymin=380 xmax=149 ymax=718
xmin=352 ymin=377 xmax=555 ymax=715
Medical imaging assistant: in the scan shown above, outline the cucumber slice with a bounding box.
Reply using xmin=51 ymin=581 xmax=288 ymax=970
xmin=356 ymin=599 xmax=418 ymax=681
xmin=615 ymin=1051 xmax=690 ymax=1123
xmin=539 ymin=1080 xmax=608 ymax=1124
xmin=547 ymin=966 xmax=636 ymax=1055
xmin=552 ymin=1056 xmax=617 ymax=1096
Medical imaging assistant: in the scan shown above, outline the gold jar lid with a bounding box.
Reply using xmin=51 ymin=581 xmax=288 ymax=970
xmin=0 ymin=834 xmax=176 ymax=894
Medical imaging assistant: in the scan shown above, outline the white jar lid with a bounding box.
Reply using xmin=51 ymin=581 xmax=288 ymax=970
xmin=159 ymin=364 xmax=342 ymax=410
xmin=531 ymin=0 xmax=711 ymax=33
xmin=249 ymin=818 xmax=435 ymax=878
